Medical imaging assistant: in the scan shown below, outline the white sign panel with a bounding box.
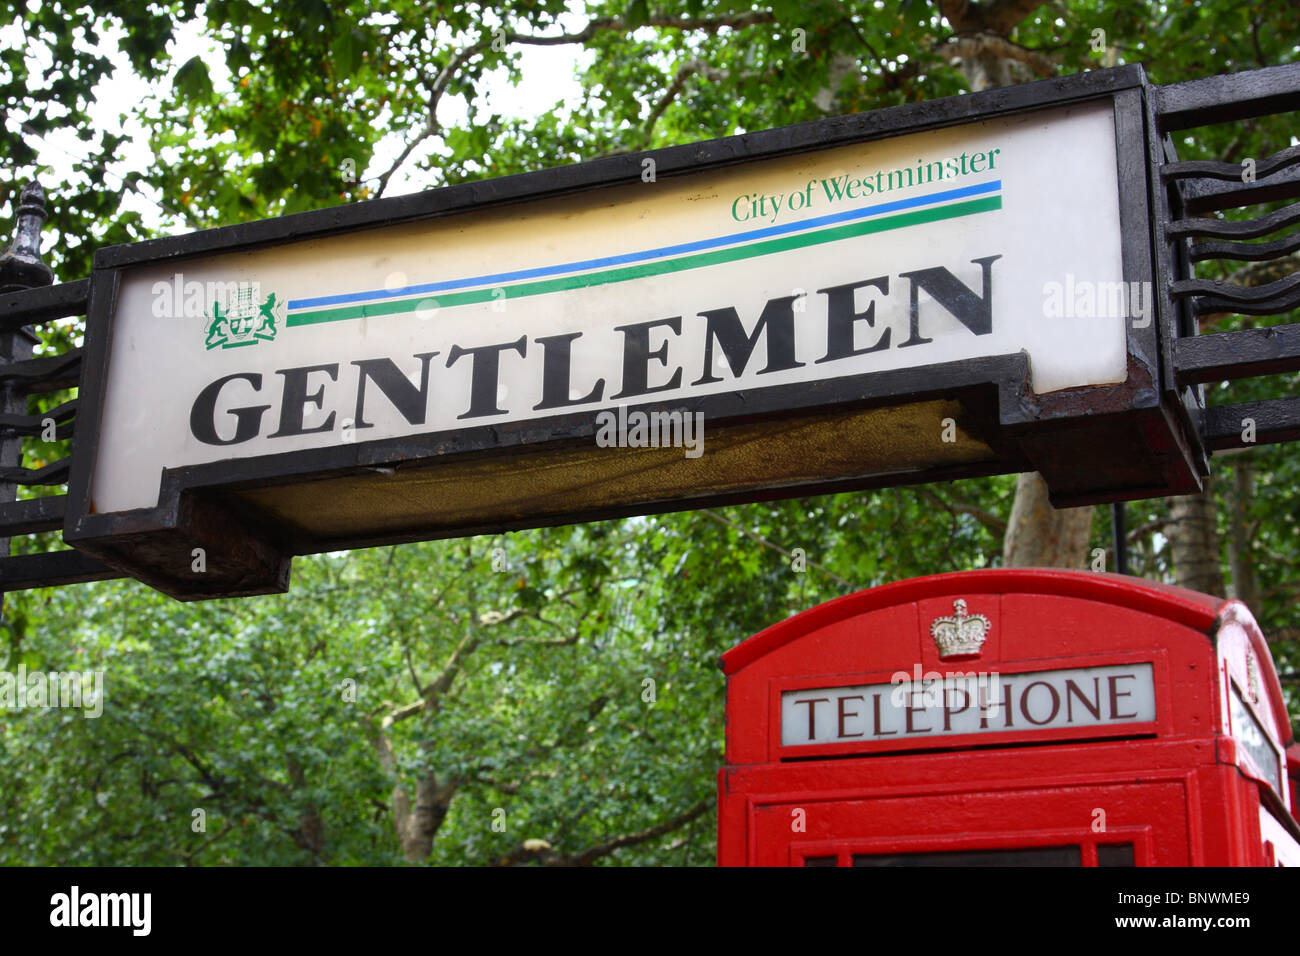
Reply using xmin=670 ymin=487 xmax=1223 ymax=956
xmin=92 ymin=101 xmax=1126 ymax=513
xmin=781 ymin=663 xmax=1155 ymax=747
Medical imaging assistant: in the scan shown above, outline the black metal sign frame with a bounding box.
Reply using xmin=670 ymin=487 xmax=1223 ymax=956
xmin=1 ymin=61 xmax=1296 ymax=601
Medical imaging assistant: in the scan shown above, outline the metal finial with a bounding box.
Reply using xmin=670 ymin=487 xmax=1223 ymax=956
xmin=0 ymin=181 xmax=55 ymax=293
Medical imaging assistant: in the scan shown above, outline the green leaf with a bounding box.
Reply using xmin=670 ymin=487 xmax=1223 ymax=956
xmin=173 ymin=55 xmax=214 ymax=102
xmin=625 ymin=0 xmax=650 ymax=30
xmin=330 ymin=28 xmax=365 ymax=79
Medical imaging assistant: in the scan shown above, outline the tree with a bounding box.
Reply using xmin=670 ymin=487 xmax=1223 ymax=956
xmin=2 ymin=0 xmax=1296 ymax=863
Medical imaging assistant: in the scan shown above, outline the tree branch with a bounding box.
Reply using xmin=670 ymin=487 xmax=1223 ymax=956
xmin=641 ymin=59 xmax=731 ymax=144
xmin=375 ymin=12 xmax=777 ymax=192
xmin=504 ymin=13 xmax=777 ymax=46
xmin=939 ymin=0 xmax=1050 ymax=36
xmin=180 ymin=820 xmax=236 ymax=864
xmin=917 ymin=487 xmax=1008 ymax=536
xmin=701 ymin=509 xmax=855 ymax=589
xmin=939 ymin=32 xmax=1059 ymax=78
xmin=496 ymin=798 xmax=711 ymax=866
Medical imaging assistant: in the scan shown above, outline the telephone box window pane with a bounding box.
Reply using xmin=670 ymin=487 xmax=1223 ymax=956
xmin=1097 ymin=843 xmax=1135 ymax=867
xmin=803 ymin=856 xmax=838 ymax=867
xmin=1229 ymin=687 xmax=1284 ymax=798
xmin=851 ymin=845 xmax=1083 ymax=867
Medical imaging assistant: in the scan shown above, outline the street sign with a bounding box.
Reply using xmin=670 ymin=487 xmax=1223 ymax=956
xmin=63 ymin=66 xmax=1194 ymax=599
xmin=779 ymin=662 xmax=1157 ymax=748
xmin=91 ymin=99 xmax=1133 ymax=521
xmin=0 ymin=61 xmax=1285 ymax=599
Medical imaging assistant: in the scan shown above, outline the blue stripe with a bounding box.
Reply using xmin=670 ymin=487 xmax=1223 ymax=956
xmin=287 ymin=179 xmax=1002 ymax=311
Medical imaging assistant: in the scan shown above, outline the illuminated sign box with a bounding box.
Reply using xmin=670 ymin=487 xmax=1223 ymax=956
xmin=780 ymin=663 xmax=1157 ymax=748
xmin=66 ymin=65 xmax=1198 ymax=599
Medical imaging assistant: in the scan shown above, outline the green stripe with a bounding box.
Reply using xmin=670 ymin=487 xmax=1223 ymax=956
xmin=288 ymin=195 xmax=1001 ymax=328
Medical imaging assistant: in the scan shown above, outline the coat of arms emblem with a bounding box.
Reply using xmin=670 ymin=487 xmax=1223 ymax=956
xmin=929 ymin=598 xmax=991 ymax=659
xmin=204 ymin=287 xmax=281 ymax=350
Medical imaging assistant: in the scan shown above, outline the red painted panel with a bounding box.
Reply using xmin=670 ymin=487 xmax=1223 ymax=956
xmin=721 ymin=569 xmax=1220 ymax=676
xmin=753 ymin=782 xmax=1182 ymax=866
xmin=718 ymin=569 xmax=1299 ymax=867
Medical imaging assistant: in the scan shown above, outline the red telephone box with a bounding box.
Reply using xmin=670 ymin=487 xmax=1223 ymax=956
xmin=717 ymin=569 xmax=1300 ymax=866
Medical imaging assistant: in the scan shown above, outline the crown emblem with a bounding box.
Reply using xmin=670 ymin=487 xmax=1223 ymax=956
xmin=930 ymin=599 xmax=990 ymax=659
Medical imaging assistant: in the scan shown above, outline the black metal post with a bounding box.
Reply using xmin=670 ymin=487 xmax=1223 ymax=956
xmin=1111 ymin=501 xmax=1128 ymax=576
xmin=0 ymin=181 xmax=55 ymax=629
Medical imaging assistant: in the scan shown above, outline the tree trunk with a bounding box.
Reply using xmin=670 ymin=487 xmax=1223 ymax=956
xmin=1167 ymin=476 xmax=1226 ymax=595
xmin=285 ymin=754 xmax=326 ymax=864
xmin=1226 ymin=461 xmax=1258 ymax=607
xmin=1002 ymin=472 xmax=1094 ymax=568
xmin=396 ymin=773 xmax=456 ymax=862
xmin=373 ymin=722 xmax=458 ymax=863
